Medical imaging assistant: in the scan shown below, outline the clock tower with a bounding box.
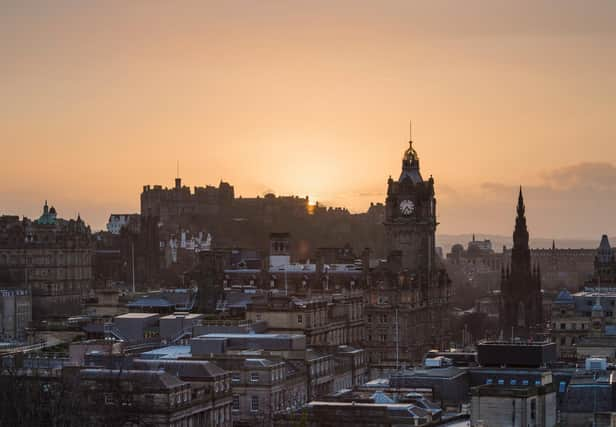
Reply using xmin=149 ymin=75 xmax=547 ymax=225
xmin=384 ymin=134 xmax=437 ymax=274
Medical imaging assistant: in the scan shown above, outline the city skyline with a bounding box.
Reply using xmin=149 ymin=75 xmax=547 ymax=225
xmin=2 ymin=1 xmax=616 ymax=237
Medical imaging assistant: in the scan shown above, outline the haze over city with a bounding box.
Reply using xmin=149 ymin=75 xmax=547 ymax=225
xmin=2 ymin=0 xmax=616 ymax=238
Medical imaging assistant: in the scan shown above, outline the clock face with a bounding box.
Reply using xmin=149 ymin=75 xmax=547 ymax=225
xmin=399 ymin=200 xmax=415 ymax=216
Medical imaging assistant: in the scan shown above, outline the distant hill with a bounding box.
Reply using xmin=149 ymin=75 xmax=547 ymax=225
xmin=436 ymin=234 xmax=601 ymax=255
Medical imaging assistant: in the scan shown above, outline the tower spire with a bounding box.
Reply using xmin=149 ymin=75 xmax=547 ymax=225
xmin=517 ymin=186 xmax=525 ymax=217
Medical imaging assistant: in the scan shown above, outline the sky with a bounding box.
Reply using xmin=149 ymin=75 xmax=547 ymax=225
xmin=1 ymin=1 xmax=616 ymax=238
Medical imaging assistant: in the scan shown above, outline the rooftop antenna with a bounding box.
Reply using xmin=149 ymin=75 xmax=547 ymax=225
xmin=409 ymin=120 xmax=412 ymax=142
xmin=176 ymin=160 xmax=179 ymax=179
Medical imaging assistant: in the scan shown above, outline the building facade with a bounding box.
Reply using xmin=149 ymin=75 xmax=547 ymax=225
xmin=106 ymin=214 xmax=139 ymax=235
xmin=551 ymin=235 xmax=616 ymax=360
xmin=0 ymin=202 xmax=93 ymax=320
xmin=0 ymin=288 xmax=31 ymax=341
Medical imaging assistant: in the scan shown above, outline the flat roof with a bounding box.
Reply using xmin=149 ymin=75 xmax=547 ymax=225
xmin=116 ymin=313 xmax=160 ymax=319
xmin=197 ymin=333 xmax=304 ymax=339
xmin=140 ymin=345 xmax=191 ymax=359
xmin=160 ymin=313 xmax=203 ymax=320
xmin=307 ymin=401 xmax=417 ymax=409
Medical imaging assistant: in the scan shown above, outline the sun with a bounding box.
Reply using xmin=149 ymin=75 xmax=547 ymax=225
xmin=308 ymin=196 xmax=318 ymax=206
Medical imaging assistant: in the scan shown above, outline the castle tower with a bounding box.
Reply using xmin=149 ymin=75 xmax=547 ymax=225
xmin=500 ymin=188 xmax=543 ymax=338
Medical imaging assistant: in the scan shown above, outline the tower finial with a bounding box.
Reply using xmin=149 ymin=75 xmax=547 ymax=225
xmin=177 ymin=160 xmax=179 ymax=179
xmin=403 ymin=121 xmax=418 ymax=162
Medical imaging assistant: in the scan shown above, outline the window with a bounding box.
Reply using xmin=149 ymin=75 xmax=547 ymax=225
xmin=510 ymin=379 xmax=517 ymax=385
xmin=232 ymin=373 xmax=240 ymax=383
xmin=251 ymin=396 xmax=259 ymax=412
xmin=559 ymin=381 xmax=567 ymax=393
xmin=232 ymin=395 xmax=240 ymax=411
xmin=297 ymin=315 xmax=303 ymax=324
xmin=497 ymin=379 xmax=505 ymax=385
xmin=560 ymin=337 xmax=566 ymax=345
xmin=522 ymin=380 xmax=529 ymax=386
xmin=104 ymin=393 xmax=114 ymax=405
xmin=250 ymin=373 xmax=259 ymax=383
xmin=530 ymin=398 xmax=537 ymax=420
xmin=485 ymin=379 xmax=493 ymax=385
xmin=535 ymin=380 xmax=541 ymax=386
xmin=560 ymin=323 xmax=566 ymax=330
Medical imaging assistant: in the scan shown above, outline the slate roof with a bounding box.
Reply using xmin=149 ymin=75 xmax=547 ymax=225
xmin=133 ymin=359 xmax=227 ymax=380
xmin=554 ymin=289 xmax=574 ymax=304
xmin=79 ymin=369 xmax=186 ymax=391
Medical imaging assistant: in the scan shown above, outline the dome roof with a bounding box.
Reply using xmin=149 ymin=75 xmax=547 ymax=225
xmin=554 ymin=289 xmax=574 ymax=304
xmin=403 ymin=140 xmax=418 ymax=162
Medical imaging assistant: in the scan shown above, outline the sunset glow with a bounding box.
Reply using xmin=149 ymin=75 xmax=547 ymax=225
xmin=1 ymin=1 xmax=616 ymax=238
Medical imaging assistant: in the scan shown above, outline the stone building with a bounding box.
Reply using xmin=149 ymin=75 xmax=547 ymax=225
xmin=77 ymin=368 xmax=232 ymax=426
xmin=186 ymin=333 xmax=310 ymax=426
xmin=133 ymin=359 xmax=234 ymax=426
xmin=106 ymin=213 xmax=139 ymax=235
xmin=275 ymin=401 xmax=441 ymax=426
xmin=471 ymin=384 xmax=557 ymax=427
xmin=446 ymin=239 xmax=596 ymax=294
xmin=245 ymin=292 xmax=364 ymax=348
xmin=0 ymin=288 xmax=31 ymax=341
xmin=0 ymin=202 xmax=93 ymax=320
xmin=365 ymin=136 xmax=453 ymax=364
xmin=551 ymin=236 xmax=616 ymax=360
xmin=500 ymin=189 xmax=543 ymax=338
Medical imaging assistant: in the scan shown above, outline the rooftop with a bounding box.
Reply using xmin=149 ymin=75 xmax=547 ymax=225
xmin=79 ymin=369 xmax=186 ymax=391
xmin=139 ymin=345 xmax=191 ymax=360
xmin=160 ymin=313 xmax=203 ymax=320
xmin=393 ymin=366 xmax=467 ymax=380
xmin=116 ymin=312 xmax=159 ymax=319
xmin=198 ymin=333 xmax=304 ymax=340
xmin=133 ymin=359 xmax=226 ymax=379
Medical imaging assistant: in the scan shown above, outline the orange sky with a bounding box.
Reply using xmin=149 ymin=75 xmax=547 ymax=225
xmin=1 ymin=1 xmax=616 ymax=238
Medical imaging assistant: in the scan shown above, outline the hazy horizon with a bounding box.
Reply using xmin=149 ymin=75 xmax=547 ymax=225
xmin=2 ymin=1 xmax=616 ymax=237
